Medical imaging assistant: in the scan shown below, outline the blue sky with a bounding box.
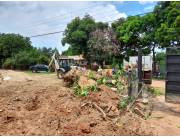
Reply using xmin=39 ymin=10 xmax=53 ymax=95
xmin=0 ymin=1 xmax=157 ymax=54
xmin=116 ymin=1 xmax=157 ymax=16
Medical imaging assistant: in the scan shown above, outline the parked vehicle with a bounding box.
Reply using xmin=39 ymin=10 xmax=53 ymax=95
xmin=30 ymin=64 xmax=49 ymax=72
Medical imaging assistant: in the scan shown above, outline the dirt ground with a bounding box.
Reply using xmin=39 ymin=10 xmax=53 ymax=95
xmin=0 ymin=70 xmax=179 ymax=135
xmin=148 ymin=79 xmax=180 ymax=135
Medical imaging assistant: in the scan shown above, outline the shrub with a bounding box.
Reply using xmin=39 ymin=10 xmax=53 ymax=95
xmin=88 ymin=70 xmax=95 ymax=80
xmin=73 ymin=81 xmax=99 ymax=96
xmin=3 ymin=58 xmax=15 ymax=69
xmin=38 ymin=55 xmax=49 ymax=64
xmin=118 ymin=96 xmax=135 ymax=110
xmin=147 ymin=87 xmax=163 ymax=96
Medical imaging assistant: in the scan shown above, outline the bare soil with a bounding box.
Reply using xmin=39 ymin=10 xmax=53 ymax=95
xmin=0 ymin=70 xmax=179 ymax=135
xmin=148 ymin=80 xmax=180 ymax=135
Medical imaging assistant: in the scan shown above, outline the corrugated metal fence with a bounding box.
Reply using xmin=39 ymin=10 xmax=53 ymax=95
xmin=166 ymin=47 xmax=180 ymax=103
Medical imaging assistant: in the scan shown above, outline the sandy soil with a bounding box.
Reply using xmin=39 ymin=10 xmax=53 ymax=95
xmin=148 ymin=79 xmax=180 ymax=135
xmin=0 ymin=70 xmax=179 ymax=135
xmin=151 ymin=79 xmax=165 ymax=88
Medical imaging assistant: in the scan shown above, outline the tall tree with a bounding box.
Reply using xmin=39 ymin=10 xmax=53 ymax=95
xmin=116 ymin=16 xmax=151 ymax=58
xmin=62 ymin=15 xmax=96 ymax=56
xmin=0 ymin=33 xmax=32 ymax=66
xmin=154 ymin=1 xmax=180 ymax=47
xmin=87 ymin=24 xmax=122 ymax=65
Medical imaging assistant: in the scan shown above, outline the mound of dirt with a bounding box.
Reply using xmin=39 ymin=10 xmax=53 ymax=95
xmin=24 ymin=95 xmax=40 ymax=111
xmin=87 ymin=85 xmax=119 ymax=104
xmin=0 ymin=70 xmax=155 ymax=135
xmin=78 ymin=76 xmax=96 ymax=88
xmin=63 ymin=68 xmax=82 ymax=87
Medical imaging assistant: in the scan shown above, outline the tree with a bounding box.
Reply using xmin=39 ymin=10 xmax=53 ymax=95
xmin=154 ymin=1 xmax=180 ymax=47
xmin=38 ymin=47 xmax=58 ymax=58
xmin=141 ymin=12 xmax=159 ymax=74
xmin=87 ymin=24 xmax=123 ymax=65
xmin=116 ymin=16 xmax=151 ymax=58
xmin=62 ymin=15 xmax=96 ymax=56
xmin=0 ymin=33 xmax=32 ymax=67
xmin=111 ymin=18 xmax=126 ymax=31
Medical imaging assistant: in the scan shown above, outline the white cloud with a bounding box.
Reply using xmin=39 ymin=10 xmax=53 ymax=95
xmin=144 ymin=5 xmax=154 ymax=11
xmin=139 ymin=1 xmax=155 ymax=5
xmin=0 ymin=1 xmax=126 ymax=53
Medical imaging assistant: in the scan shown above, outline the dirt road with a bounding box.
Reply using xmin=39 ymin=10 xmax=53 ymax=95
xmin=149 ymin=79 xmax=180 ymax=135
xmin=0 ymin=70 xmax=179 ymax=135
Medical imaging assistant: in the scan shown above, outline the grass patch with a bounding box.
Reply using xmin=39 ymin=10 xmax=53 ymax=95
xmin=147 ymin=87 xmax=164 ymax=96
xmin=24 ymin=70 xmax=55 ymax=75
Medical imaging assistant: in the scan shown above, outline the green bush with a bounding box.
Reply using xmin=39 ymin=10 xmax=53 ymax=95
xmin=3 ymin=58 xmax=15 ymax=69
xmin=38 ymin=55 xmax=49 ymax=64
xmin=147 ymin=87 xmax=163 ymax=96
xmin=88 ymin=70 xmax=95 ymax=80
xmin=73 ymin=81 xmax=99 ymax=96
xmin=118 ymin=96 xmax=135 ymax=110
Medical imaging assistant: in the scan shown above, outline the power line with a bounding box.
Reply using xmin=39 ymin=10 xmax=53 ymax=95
xmin=30 ymin=11 xmax=152 ymax=38
xmin=30 ymin=30 xmax=64 ymax=38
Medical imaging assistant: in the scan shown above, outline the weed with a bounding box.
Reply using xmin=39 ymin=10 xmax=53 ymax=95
xmin=88 ymin=70 xmax=95 ymax=80
xmin=118 ymin=96 xmax=135 ymax=110
xmin=81 ymin=87 xmax=89 ymax=96
xmin=73 ymin=81 xmax=81 ymax=95
xmin=147 ymin=87 xmax=163 ymax=96
xmin=73 ymin=81 xmax=99 ymax=96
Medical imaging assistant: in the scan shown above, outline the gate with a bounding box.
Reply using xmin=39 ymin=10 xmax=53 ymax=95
xmin=166 ymin=47 xmax=180 ymax=103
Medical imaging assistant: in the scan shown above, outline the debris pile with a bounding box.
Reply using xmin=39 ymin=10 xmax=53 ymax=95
xmin=133 ymin=98 xmax=153 ymax=119
xmin=0 ymin=70 xmax=155 ymax=135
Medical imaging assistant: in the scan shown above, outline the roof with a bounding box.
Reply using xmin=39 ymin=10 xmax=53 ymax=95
xmin=59 ymin=54 xmax=85 ymax=60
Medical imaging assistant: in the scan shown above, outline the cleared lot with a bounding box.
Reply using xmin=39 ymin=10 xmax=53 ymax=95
xmin=0 ymin=70 xmax=179 ymax=135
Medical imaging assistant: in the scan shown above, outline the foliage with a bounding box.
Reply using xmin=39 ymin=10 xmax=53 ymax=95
xmin=156 ymin=52 xmax=166 ymax=62
xmin=118 ymin=96 xmax=135 ymax=110
xmin=116 ymin=15 xmax=151 ymax=58
xmin=3 ymin=58 xmax=15 ymax=69
xmin=111 ymin=18 xmax=126 ymax=31
xmin=62 ymin=15 xmax=96 ymax=56
xmin=96 ymin=69 xmax=127 ymax=93
xmin=87 ymin=70 xmax=95 ymax=80
xmin=154 ymin=1 xmax=180 ymax=47
xmin=38 ymin=47 xmax=58 ymax=58
xmin=0 ymin=33 xmax=56 ymax=70
xmin=73 ymin=81 xmax=98 ymax=96
xmin=62 ymin=1 xmax=179 ymax=65
xmin=0 ymin=33 xmax=31 ymax=65
xmin=147 ymin=87 xmax=164 ymax=96
xmin=87 ymin=26 xmax=123 ymax=64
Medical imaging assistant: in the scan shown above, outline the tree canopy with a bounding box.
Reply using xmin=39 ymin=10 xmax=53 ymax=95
xmin=62 ymin=15 xmax=96 ymax=55
xmin=62 ymin=1 xmax=179 ymax=66
xmin=154 ymin=1 xmax=180 ymax=47
xmin=0 ymin=33 xmax=57 ymax=70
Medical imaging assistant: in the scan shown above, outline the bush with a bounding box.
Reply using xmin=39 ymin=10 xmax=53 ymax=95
xmin=73 ymin=81 xmax=99 ymax=96
xmin=118 ymin=96 xmax=135 ymax=110
xmin=147 ymin=87 xmax=163 ymax=96
xmin=14 ymin=51 xmax=38 ymax=70
xmin=3 ymin=58 xmax=15 ymax=69
xmin=38 ymin=55 xmax=49 ymax=64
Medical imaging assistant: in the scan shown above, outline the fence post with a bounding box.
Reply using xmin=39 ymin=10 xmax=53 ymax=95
xmin=138 ymin=48 xmax=142 ymax=92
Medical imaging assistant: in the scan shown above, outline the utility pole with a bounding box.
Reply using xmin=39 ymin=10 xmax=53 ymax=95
xmin=138 ymin=47 xmax=142 ymax=92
